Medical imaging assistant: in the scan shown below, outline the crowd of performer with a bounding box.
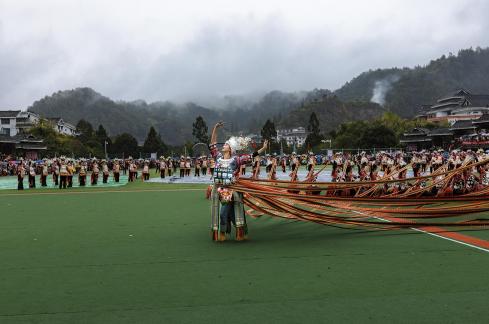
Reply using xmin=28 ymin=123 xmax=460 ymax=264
xmin=2 ymin=148 xmax=489 ymax=193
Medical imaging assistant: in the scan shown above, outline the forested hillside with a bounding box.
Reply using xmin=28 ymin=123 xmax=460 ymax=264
xmin=335 ymin=47 xmax=489 ymax=116
xmin=27 ymin=47 xmax=489 ymax=144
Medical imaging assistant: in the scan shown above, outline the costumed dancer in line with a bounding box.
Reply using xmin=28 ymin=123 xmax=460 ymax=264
xmin=17 ymin=160 xmax=25 ymax=190
xmin=209 ymin=157 xmax=215 ymax=179
xmin=102 ymin=160 xmax=109 ymax=183
xmin=201 ymin=157 xmax=207 ymax=176
xmin=281 ymin=155 xmax=287 ymax=173
xmin=142 ymin=160 xmax=150 ymax=181
xmin=113 ymin=159 xmax=120 ymax=182
xmin=267 ymin=153 xmax=278 ymax=180
xmin=289 ymin=152 xmax=300 ymax=182
xmin=28 ymin=162 xmax=36 ymax=188
xmin=194 ymin=157 xmax=201 ymax=177
xmin=91 ymin=159 xmax=99 ymax=185
xmin=159 ymin=156 xmax=166 ymax=178
xmin=358 ymin=152 xmax=369 ymax=181
xmin=251 ymin=148 xmax=263 ymax=180
xmin=209 ymin=121 xmax=268 ymax=242
xmin=41 ymin=159 xmax=48 ymax=187
xmin=123 ymin=158 xmax=128 ymax=175
xmin=67 ymin=160 xmax=74 ymax=187
xmin=167 ymin=158 xmax=173 ymax=177
xmin=179 ymin=156 xmax=185 ymax=178
xmin=128 ymin=158 xmax=135 ymax=182
xmin=59 ymin=157 xmax=68 ymax=189
xmin=265 ymin=155 xmax=272 ymax=174
xmin=52 ymin=158 xmax=59 ymax=186
xmin=305 ymin=152 xmax=317 ymax=181
xmin=79 ymin=159 xmax=87 ymax=186
xmin=185 ymin=157 xmax=191 ymax=177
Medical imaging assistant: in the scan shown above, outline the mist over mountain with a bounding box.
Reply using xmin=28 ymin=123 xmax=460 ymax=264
xmin=27 ymin=47 xmax=489 ymax=145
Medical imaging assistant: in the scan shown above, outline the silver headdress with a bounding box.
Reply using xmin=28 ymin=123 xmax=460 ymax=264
xmin=225 ymin=136 xmax=252 ymax=154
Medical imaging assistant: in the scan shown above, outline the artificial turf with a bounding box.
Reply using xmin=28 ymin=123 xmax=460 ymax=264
xmin=1 ymin=183 xmax=489 ymax=323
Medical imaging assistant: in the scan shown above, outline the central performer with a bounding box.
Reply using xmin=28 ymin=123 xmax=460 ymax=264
xmin=209 ymin=121 xmax=268 ymax=242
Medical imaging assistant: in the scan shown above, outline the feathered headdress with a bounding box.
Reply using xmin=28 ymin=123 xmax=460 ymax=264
xmin=225 ymin=136 xmax=252 ymax=154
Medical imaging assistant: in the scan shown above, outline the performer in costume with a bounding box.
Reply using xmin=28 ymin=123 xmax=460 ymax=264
xmin=41 ymin=159 xmax=48 ymax=187
xmin=102 ymin=160 xmax=109 ymax=183
xmin=79 ymin=159 xmax=87 ymax=186
xmin=59 ymin=157 xmax=68 ymax=189
xmin=201 ymin=157 xmax=208 ymax=176
xmin=28 ymin=162 xmax=36 ymax=188
xmin=251 ymin=150 xmax=262 ymax=179
xmin=289 ymin=152 xmax=299 ymax=182
xmin=167 ymin=158 xmax=173 ymax=177
xmin=113 ymin=159 xmax=120 ymax=182
xmin=159 ymin=156 xmax=166 ymax=178
xmin=209 ymin=121 xmax=268 ymax=242
xmin=91 ymin=159 xmax=99 ymax=185
xmin=209 ymin=157 xmax=215 ymax=179
xmin=67 ymin=160 xmax=74 ymax=187
xmin=194 ymin=157 xmax=201 ymax=177
xmin=185 ymin=157 xmax=191 ymax=177
xmin=128 ymin=158 xmax=135 ymax=182
xmin=52 ymin=159 xmax=59 ymax=186
xmin=268 ymin=153 xmax=278 ymax=180
xmin=142 ymin=160 xmax=150 ymax=181
xmin=281 ymin=156 xmax=287 ymax=173
xmin=17 ymin=160 xmax=25 ymax=190
xmin=179 ymin=157 xmax=185 ymax=178
xmin=265 ymin=155 xmax=272 ymax=174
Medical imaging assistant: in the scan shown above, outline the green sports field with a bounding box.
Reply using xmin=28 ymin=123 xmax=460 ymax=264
xmin=1 ymin=180 xmax=489 ymax=323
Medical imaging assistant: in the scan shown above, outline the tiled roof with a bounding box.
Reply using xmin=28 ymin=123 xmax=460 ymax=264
xmin=449 ymin=120 xmax=477 ymax=130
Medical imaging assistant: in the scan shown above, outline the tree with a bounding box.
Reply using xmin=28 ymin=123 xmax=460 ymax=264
xmin=112 ymin=133 xmax=139 ymax=157
xmin=305 ymin=112 xmax=323 ymax=149
xmin=260 ymin=119 xmax=277 ymax=142
xmin=95 ymin=124 xmax=111 ymax=146
xmin=358 ymin=124 xmax=397 ymax=148
xmin=192 ymin=116 xmax=209 ymax=143
xmin=143 ymin=126 xmax=163 ymax=153
xmin=76 ymin=119 xmax=94 ymax=144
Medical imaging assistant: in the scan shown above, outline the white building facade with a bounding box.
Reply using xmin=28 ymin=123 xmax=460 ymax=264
xmin=47 ymin=118 xmax=78 ymax=136
xmin=0 ymin=110 xmax=21 ymax=137
xmin=277 ymin=127 xmax=308 ymax=147
xmin=0 ymin=110 xmax=78 ymax=137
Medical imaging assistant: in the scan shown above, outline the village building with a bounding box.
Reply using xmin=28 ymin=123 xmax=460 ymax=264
xmin=0 ymin=134 xmax=47 ymax=159
xmin=399 ymin=127 xmax=433 ymax=151
xmin=15 ymin=111 xmax=41 ymax=135
xmin=0 ymin=110 xmax=21 ymax=137
xmin=47 ymin=117 xmax=78 ymax=136
xmin=417 ymin=89 xmax=489 ymax=124
xmin=276 ymin=127 xmax=308 ymax=147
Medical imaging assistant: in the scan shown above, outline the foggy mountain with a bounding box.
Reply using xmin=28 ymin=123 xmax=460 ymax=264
xmin=27 ymin=47 xmax=489 ymax=144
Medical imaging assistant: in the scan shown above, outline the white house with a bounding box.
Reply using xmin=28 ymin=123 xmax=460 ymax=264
xmin=277 ymin=126 xmax=308 ymax=147
xmin=0 ymin=110 xmax=21 ymax=137
xmin=47 ymin=118 xmax=78 ymax=136
xmin=16 ymin=111 xmax=40 ymax=135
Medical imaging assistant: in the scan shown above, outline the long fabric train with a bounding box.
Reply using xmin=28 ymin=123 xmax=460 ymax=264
xmin=229 ymin=159 xmax=489 ymax=230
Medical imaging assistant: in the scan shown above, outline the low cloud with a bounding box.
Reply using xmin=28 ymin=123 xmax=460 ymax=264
xmin=1 ymin=0 xmax=489 ymax=109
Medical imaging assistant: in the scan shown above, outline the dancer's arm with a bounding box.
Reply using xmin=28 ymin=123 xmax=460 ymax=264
xmin=210 ymin=121 xmax=224 ymax=146
xmin=257 ymin=140 xmax=268 ymax=154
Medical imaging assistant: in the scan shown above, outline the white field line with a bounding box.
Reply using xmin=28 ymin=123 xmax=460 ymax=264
xmin=351 ymin=210 xmax=489 ymax=253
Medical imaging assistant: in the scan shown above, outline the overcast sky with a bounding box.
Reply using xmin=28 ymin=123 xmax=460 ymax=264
xmin=1 ymin=0 xmax=488 ymax=109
